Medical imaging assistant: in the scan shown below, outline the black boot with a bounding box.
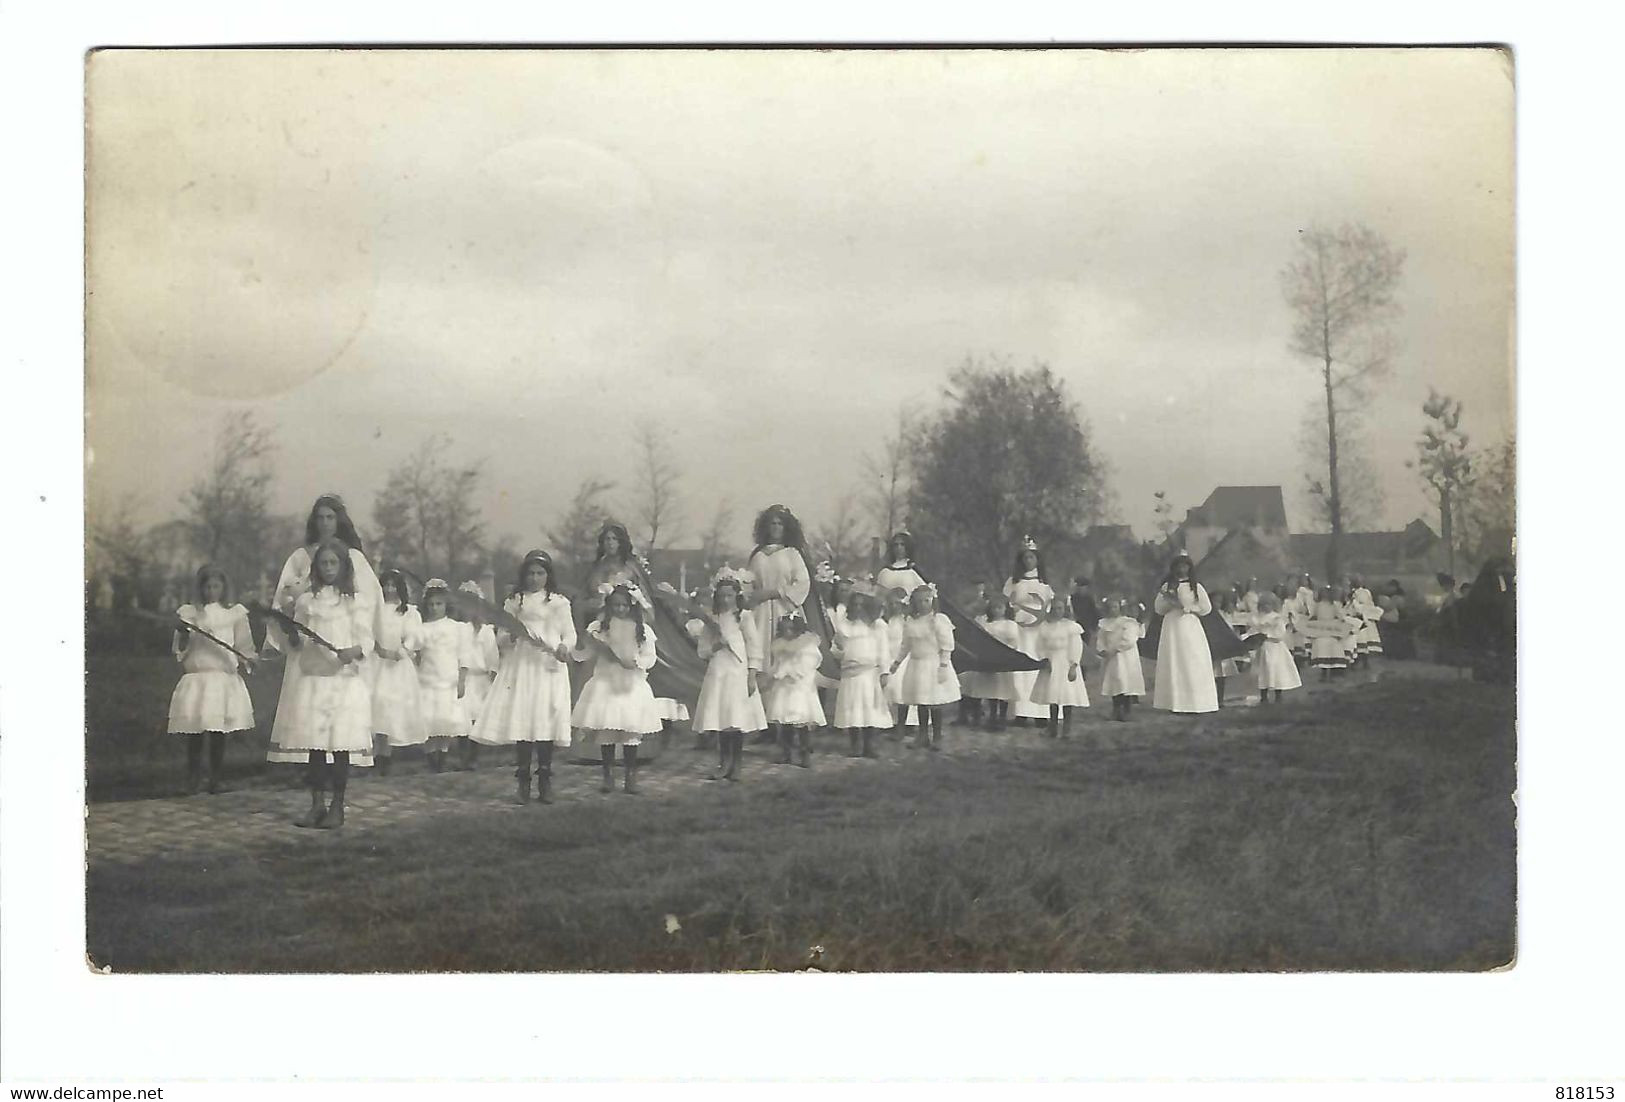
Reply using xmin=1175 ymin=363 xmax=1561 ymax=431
xmin=207 ymin=731 xmax=227 ymax=793
xmin=775 ymin=724 xmax=792 ymax=764
xmin=321 ymin=752 xmax=349 ymax=828
xmin=928 ymin=706 xmax=943 ymax=751
xmin=295 ymin=752 xmax=327 ymax=828
xmin=848 ymin=729 xmax=861 ymax=758
xmin=185 ymin=734 xmax=204 ymax=794
xmin=724 ymin=732 xmax=743 ymax=782
xmin=797 ymin=727 xmax=811 ymax=768
xmin=600 ymin=745 xmax=617 ymax=793
xmin=514 ymin=744 xmax=532 ymax=805
xmin=1060 ymin=709 xmax=1071 ymax=741
xmin=537 ymin=742 xmax=555 ymax=804
xmin=1215 ymin=677 xmax=1226 ymax=707
xmin=624 ymin=745 xmax=640 ymax=794
xmin=862 ymin=729 xmax=878 ymax=759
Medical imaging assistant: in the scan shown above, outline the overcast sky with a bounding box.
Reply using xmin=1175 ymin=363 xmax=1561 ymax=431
xmin=86 ymin=48 xmax=1513 ymax=554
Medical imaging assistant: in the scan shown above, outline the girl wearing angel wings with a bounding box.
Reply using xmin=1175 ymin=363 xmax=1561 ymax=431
xmin=572 ymin=582 xmax=663 ymax=795
xmin=687 ymin=567 xmax=768 ymax=783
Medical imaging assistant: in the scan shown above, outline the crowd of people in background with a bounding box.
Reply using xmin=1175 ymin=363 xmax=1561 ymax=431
xmin=158 ymin=493 xmax=1515 ymax=828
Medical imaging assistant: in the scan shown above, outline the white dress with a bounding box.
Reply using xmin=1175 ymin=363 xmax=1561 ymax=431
xmin=168 ymin=602 xmax=256 ymax=734
xmin=1253 ymin=612 xmax=1303 ymax=691
xmin=571 ymin=618 xmax=664 ymax=745
xmin=1003 ymin=574 xmax=1054 ymax=719
xmin=461 ymin=622 xmax=499 ymax=730
xmin=747 ymin=545 xmax=812 ymax=658
xmin=472 ymin=592 xmax=576 ymax=746
xmin=585 ymin=559 xmax=689 ymax=724
xmin=416 ymin=617 xmax=472 ymax=737
xmin=969 ymin=618 xmax=1023 ymax=701
xmin=267 ymin=544 xmax=383 ymax=765
xmin=1289 ymin=587 xmax=1316 ymax=658
xmin=369 ymin=604 xmax=425 ymax=747
xmin=875 ymin=564 xmax=926 ymax=707
xmin=1152 ymin=582 xmax=1218 ymax=714
xmin=765 ymin=635 xmax=827 ymax=727
xmin=830 ymin=607 xmax=894 ymax=730
xmin=1029 ymin=619 xmax=1090 ymax=707
xmin=1096 ymin=616 xmax=1147 ymax=698
xmin=688 ymin=612 xmax=768 ymax=734
xmin=1351 ymin=587 xmax=1384 ymax=655
xmin=895 ymin=613 xmax=961 ymax=706
xmin=274 ymin=589 xmax=374 ymax=755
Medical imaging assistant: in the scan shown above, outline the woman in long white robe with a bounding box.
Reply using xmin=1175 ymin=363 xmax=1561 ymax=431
xmin=1152 ymin=555 xmax=1219 ymax=714
xmin=1002 ymin=543 xmax=1055 ymax=722
xmin=265 ymin=495 xmax=384 ymax=765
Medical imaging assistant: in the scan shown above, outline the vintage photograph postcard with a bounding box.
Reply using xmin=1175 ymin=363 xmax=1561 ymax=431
xmin=83 ymin=46 xmax=1514 ymax=973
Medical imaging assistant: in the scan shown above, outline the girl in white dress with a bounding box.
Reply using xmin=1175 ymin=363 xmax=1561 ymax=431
xmin=1028 ymin=596 xmax=1089 ymax=737
xmin=368 ymin=569 xmax=424 ymax=773
xmin=472 ymin=551 xmax=577 ymax=805
xmin=415 ymin=580 xmax=473 ymax=772
xmin=168 ymin=566 xmax=256 ymax=794
xmin=265 ymin=494 xmax=383 ymax=767
xmin=1289 ymin=574 xmax=1317 ymax=664
xmin=1152 ymin=554 xmax=1219 ymax=714
xmin=689 ymin=568 xmax=767 ymax=783
xmin=831 ymin=589 xmax=894 ymax=759
xmin=280 ymin=539 xmax=373 ymax=829
xmin=969 ymin=594 xmax=1023 ymax=729
xmin=572 ymin=583 xmax=663 ymax=794
xmin=1095 ymin=597 xmax=1145 ymax=721
xmin=1349 ymin=574 xmax=1384 ymax=677
xmin=766 ymin=615 xmax=825 ymax=768
xmin=1212 ymin=589 xmax=1247 ymax=708
xmin=456 ymin=580 xmax=499 ymax=771
xmin=1003 ymin=537 xmax=1054 ymax=725
xmin=1252 ymin=592 xmax=1303 ymax=701
xmin=876 ymin=532 xmax=927 ymax=731
xmin=1308 ymin=586 xmax=1353 ymax=678
xmin=886 ymin=584 xmax=959 ymax=751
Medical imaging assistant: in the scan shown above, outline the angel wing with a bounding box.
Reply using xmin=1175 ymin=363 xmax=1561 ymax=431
xmin=443 ymin=587 xmax=535 ymax=643
xmin=247 ymin=601 xmax=340 ymax=653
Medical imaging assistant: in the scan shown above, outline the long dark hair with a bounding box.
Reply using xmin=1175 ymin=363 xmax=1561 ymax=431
xmin=310 ymin=538 xmax=357 ymax=598
xmin=304 ymin=494 xmax=365 ymax=553
xmin=752 ymin=504 xmax=805 ymax=556
xmin=193 ymin=564 xmax=231 ymax=605
xmin=712 ymin=579 xmax=746 ymax=616
xmin=513 ymin=550 xmax=557 ymax=607
xmin=886 ymin=531 xmax=916 ymax=567
xmin=598 ymin=583 xmax=647 ymax=644
xmin=1162 ymin=554 xmax=1198 ymax=595
xmin=377 ymin=569 xmax=411 ymax=613
xmin=1008 ymin=546 xmax=1046 ymax=584
xmin=594 ymin=523 xmax=634 ymax=565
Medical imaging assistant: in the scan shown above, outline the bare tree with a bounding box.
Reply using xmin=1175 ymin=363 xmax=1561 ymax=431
xmin=182 ymin=411 xmax=278 ymax=592
xmin=1281 ymin=223 xmax=1406 ymax=578
xmin=1461 ymin=433 xmax=1515 ymax=567
xmin=631 ymin=420 xmax=683 ymax=555
xmin=1408 ymin=389 xmax=1475 ymax=575
xmin=861 ymin=408 xmax=915 ymax=540
xmin=372 ymin=434 xmax=488 ymax=581
xmin=548 ymin=476 xmax=617 ymax=593
xmin=696 ymin=497 xmax=738 ymax=574
xmin=809 ymin=488 xmax=868 ymax=576
xmin=1297 ymin=399 xmax=1385 ymax=538
xmin=87 ymin=494 xmax=158 ymax=610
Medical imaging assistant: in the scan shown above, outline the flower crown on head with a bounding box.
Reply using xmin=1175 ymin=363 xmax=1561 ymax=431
xmin=458 ymin=580 xmax=486 ymax=599
xmin=598 ymin=580 xmax=652 ymax=612
xmin=1021 ymin=534 xmax=1039 ymax=552
xmin=318 ymin=492 xmax=346 ymax=507
xmin=712 ymin=565 xmax=754 ymax=590
xmin=813 ymin=559 xmax=837 ymax=585
xmin=423 ymin=577 xmax=449 ymax=592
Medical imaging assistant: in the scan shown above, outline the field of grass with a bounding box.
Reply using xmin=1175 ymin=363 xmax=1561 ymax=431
xmin=86 ymin=651 xmax=1516 ymax=973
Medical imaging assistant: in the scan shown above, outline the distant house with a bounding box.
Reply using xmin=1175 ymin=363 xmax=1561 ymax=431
xmin=1177 ymin=485 xmax=1451 ymax=596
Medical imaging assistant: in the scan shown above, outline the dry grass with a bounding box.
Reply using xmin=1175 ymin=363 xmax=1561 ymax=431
xmin=86 ymin=662 xmax=1515 ymax=973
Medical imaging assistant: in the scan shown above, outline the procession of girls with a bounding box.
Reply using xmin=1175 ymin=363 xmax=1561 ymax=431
xmin=165 ymin=495 xmax=1376 ymax=828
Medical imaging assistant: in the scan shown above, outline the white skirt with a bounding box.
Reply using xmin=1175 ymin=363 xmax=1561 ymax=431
xmin=896 ymin=654 xmax=961 ymax=706
xmin=571 ymin=667 xmax=664 ymax=745
xmin=277 ymin=670 xmax=373 ymax=754
xmin=1311 ymin=636 xmax=1349 ymax=669
xmin=691 ymin=655 xmax=768 ymax=733
xmin=884 ymin=653 xmax=909 ymax=704
xmin=1099 ymin=652 xmax=1146 ymax=698
xmin=462 ymin=671 xmax=494 ymax=730
xmin=765 ymin=678 xmax=827 ymax=727
xmin=419 ymin=682 xmax=469 ymax=738
xmin=472 ymin=650 xmax=573 ymax=746
xmin=1256 ymin=641 xmax=1303 ymax=690
xmin=1009 ymin=624 xmax=1048 ymax=719
xmin=168 ymin=671 xmax=255 ymax=734
xmin=1029 ymin=661 xmax=1091 ymax=707
xmin=834 ymin=671 xmax=894 ymax=729
xmin=1357 ymin=621 xmax=1384 ymax=654
xmin=368 ymin=655 xmax=426 ymax=746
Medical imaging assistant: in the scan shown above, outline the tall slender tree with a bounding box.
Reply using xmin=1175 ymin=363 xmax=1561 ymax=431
xmin=631 ymin=420 xmax=683 ymax=555
xmin=1281 ymin=223 xmax=1406 ymax=578
xmin=182 ymin=411 xmax=278 ymax=593
xmin=1409 ymin=389 xmax=1475 ymax=575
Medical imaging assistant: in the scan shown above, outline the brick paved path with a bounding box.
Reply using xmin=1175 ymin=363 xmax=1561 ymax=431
xmin=86 ymin=666 xmax=1458 ymax=867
